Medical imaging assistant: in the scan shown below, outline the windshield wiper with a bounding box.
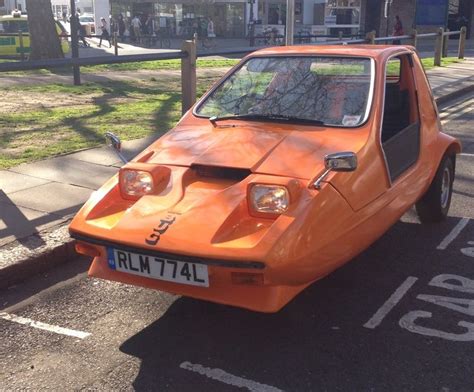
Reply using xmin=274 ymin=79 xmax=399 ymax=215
xmin=209 ymin=113 xmax=325 ymax=126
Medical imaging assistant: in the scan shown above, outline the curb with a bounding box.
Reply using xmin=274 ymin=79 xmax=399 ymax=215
xmin=1 ymin=76 xmax=473 ymax=291
xmin=0 ymin=223 xmax=78 ymax=290
xmin=434 ymin=77 xmax=474 ymax=106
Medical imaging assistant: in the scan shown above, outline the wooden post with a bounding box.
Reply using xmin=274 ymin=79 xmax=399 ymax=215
xmin=411 ymin=29 xmax=417 ymax=48
xmin=181 ymin=37 xmax=197 ymax=115
xmin=366 ymin=30 xmax=375 ymax=45
xmin=18 ymin=30 xmax=25 ymax=61
xmin=442 ymin=28 xmax=449 ymax=58
xmin=114 ymin=32 xmax=118 ymax=56
xmin=458 ymin=26 xmax=466 ymax=59
xmin=434 ymin=27 xmax=444 ymax=66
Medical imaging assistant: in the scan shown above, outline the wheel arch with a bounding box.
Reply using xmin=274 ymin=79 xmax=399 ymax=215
xmin=437 ymin=133 xmax=461 ymax=171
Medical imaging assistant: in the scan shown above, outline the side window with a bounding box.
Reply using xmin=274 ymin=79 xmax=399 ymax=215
xmin=19 ymin=20 xmax=29 ymax=33
xmin=381 ymin=54 xmax=421 ymax=182
xmin=386 ymin=58 xmax=401 ymax=82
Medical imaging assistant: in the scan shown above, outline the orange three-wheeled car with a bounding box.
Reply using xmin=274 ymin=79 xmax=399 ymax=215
xmin=70 ymin=45 xmax=461 ymax=312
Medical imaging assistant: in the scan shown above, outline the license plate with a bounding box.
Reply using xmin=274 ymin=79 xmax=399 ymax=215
xmin=107 ymin=248 xmax=209 ymax=287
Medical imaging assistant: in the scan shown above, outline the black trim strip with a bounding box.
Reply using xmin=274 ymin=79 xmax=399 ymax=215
xmin=70 ymin=232 xmax=266 ymax=270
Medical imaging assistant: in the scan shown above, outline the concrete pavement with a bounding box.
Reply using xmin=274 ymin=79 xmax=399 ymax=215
xmin=0 ymin=58 xmax=473 ymax=288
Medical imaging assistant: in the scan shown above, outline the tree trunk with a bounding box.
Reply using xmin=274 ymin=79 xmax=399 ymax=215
xmin=26 ymin=0 xmax=64 ymax=60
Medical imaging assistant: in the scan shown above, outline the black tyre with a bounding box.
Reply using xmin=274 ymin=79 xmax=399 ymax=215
xmin=415 ymin=155 xmax=454 ymax=223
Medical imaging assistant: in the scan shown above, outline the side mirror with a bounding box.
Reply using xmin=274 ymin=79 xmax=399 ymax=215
xmin=314 ymin=152 xmax=357 ymax=189
xmin=105 ymin=131 xmax=128 ymax=164
xmin=324 ymin=152 xmax=357 ymax=172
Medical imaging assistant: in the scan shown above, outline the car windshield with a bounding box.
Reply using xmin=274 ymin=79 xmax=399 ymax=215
xmin=196 ymin=56 xmax=374 ymax=127
xmin=80 ymin=17 xmax=94 ymax=22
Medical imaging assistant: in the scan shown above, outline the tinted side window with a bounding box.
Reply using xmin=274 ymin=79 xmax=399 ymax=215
xmin=3 ymin=20 xmax=29 ymax=33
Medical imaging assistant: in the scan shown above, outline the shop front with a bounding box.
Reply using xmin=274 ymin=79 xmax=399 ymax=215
xmin=255 ymin=0 xmax=363 ymax=39
xmin=115 ymin=0 xmax=247 ymax=38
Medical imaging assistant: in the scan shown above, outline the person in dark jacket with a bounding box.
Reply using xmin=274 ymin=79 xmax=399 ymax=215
xmin=98 ymin=17 xmax=111 ymax=48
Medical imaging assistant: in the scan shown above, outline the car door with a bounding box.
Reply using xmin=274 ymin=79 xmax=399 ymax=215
xmin=380 ymin=54 xmax=421 ymax=183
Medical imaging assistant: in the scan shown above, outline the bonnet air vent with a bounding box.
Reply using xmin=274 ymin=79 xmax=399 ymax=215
xmin=192 ymin=165 xmax=251 ymax=181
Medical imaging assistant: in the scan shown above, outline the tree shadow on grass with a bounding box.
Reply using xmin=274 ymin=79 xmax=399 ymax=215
xmin=61 ymin=79 xmax=181 ymax=143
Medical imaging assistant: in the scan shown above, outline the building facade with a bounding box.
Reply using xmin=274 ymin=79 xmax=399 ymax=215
xmin=0 ymin=0 xmax=26 ymax=15
xmin=367 ymin=0 xmax=472 ymax=38
xmin=109 ymin=0 xmax=472 ymax=39
xmin=110 ymin=0 xmax=370 ymax=38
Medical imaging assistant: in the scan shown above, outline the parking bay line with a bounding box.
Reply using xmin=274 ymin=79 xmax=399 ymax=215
xmin=180 ymin=361 xmax=284 ymax=392
xmin=363 ymin=276 xmax=418 ymax=329
xmin=0 ymin=312 xmax=91 ymax=339
xmin=437 ymin=217 xmax=470 ymax=250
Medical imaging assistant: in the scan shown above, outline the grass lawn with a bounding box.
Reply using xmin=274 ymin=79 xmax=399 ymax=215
xmin=83 ymin=58 xmax=240 ymax=72
xmin=421 ymin=57 xmax=462 ymax=70
xmin=0 ymin=76 xmax=219 ymax=169
xmin=0 ymin=58 xmax=239 ymax=77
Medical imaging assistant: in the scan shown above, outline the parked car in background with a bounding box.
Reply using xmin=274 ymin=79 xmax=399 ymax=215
xmin=79 ymin=14 xmax=95 ymax=35
xmin=70 ymin=45 xmax=461 ymax=313
xmin=0 ymin=12 xmax=70 ymax=57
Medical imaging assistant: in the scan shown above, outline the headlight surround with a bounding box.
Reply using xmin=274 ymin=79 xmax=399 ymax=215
xmin=249 ymin=184 xmax=290 ymax=216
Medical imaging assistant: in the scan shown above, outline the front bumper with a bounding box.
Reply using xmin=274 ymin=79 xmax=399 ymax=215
xmin=71 ymin=232 xmax=309 ymax=313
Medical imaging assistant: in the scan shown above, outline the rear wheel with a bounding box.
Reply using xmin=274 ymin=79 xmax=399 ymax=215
xmin=415 ymin=155 xmax=454 ymax=223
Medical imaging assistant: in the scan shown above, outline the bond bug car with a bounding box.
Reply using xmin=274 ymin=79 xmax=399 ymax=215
xmin=70 ymin=46 xmax=461 ymax=312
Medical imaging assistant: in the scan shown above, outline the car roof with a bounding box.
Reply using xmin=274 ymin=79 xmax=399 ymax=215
xmin=0 ymin=15 xmax=27 ymax=20
xmin=251 ymin=45 xmax=415 ymax=61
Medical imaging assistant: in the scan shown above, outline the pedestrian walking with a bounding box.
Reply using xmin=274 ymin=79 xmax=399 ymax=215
xmin=203 ymin=17 xmax=216 ymax=49
xmin=71 ymin=13 xmax=89 ymax=47
xmin=145 ymin=15 xmax=156 ymax=46
xmin=131 ymin=15 xmax=141 ymax=44
xmin=98 ymin=17 xmax=111 ymax=48
xmin=118 ymin=14 xmax=126 ymax=41
xmin=392 ymin=15 xmax=404 ymax=45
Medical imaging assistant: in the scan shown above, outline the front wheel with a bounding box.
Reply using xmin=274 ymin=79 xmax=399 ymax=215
xmin=415 ymin=155 xmax=455 ymax=223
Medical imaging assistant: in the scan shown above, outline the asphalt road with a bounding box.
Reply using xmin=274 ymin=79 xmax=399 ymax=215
xmin=0 ymin=94 xmax=473 ymax=391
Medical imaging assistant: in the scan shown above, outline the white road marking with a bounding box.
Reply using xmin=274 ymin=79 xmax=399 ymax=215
xmin=459 ymin=153 xmax=474 ymax=157
xmin=0 ymin=312 xmax=91 ymax=339
xmin=179 ymin=361 xmax=284 ymax=392
xmin=461 ymin=241 xmax=474 ymax=258
xmin=363 ymin=276 xmax=418 ymax=329
xmin=437 ymin=218 xmax=470 ymax=250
